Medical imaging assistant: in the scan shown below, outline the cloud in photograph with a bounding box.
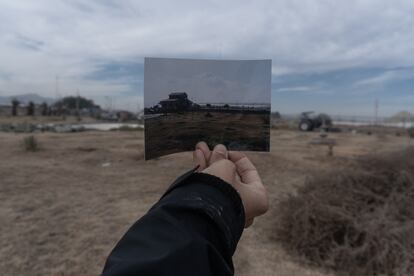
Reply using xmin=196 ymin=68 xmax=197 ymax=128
xmin=144 ymin=58 xmax=271 ymax=107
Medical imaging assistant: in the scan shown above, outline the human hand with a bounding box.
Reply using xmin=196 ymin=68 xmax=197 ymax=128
xmin=193 ymin=142 xmax=269 ymax=227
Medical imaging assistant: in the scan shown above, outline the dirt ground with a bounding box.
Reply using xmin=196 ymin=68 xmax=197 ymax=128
xmin=1 ymin=127 xmax=413 ymax=276
xmin=145 ymin=111 xmax=270 ymax=159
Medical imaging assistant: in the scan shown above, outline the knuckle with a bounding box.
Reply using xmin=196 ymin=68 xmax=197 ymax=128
xmin=196 ymin=141 xmax=207 ymax=149
xmin=214 ymin=144 xmax=226 ymax=150
xmin=213 ymin=144 xmax=227 ymax=154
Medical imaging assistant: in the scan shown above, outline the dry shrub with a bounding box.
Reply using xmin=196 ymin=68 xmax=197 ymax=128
xmin=275 ymin=147 xmax=414 ymax=275
xmin=408 ymin=128 xmax=414 ymax=138
xmin=23 ymin=135 xmax=38 ymax=152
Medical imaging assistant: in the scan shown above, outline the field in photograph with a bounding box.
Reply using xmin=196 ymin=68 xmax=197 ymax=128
xmin=1 ymin=118 xmax=413 ymax=275
xmin=145 ymin=111 xmax=270 ymax=159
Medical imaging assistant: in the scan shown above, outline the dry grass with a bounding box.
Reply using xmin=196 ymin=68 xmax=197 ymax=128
xmin=145 ymin=112 xmax=270 ymax=159
xmin=274 ymin=147 xmax=414 ymax=275
xmin=23 ymin=135 xmax=38 ymax=152
xmin=1 ymin=128 xmax=413 ymax=276
xmin=408 ymin=128 xmax=414 ymax=138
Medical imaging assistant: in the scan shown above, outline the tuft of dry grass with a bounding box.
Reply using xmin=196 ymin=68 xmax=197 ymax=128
xmin=408 ymin=128 xmax=414 ymax=138
xmin=274 ymin=147 xmax=414 ymax=276
xmin=23 ymin=135 xmax=38 ymax=152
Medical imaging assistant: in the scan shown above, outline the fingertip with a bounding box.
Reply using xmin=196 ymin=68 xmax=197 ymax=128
xmin=210 ymin=144 xmax=228 ymax=163
xmin=214 ymin=144 xmax=227 ymax=151
xmin=195 ymin=141 xmax=208 ymax=150
xmin=193 ymin=148 xmax=206 ymax=171
xmin=196 ymin=141 xmax=211 ymax=161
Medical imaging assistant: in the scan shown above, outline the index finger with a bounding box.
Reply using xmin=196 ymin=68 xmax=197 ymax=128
xmin=228 ymin=151 xmax=262 ymax=184
xmin=196 ymin=141 xmax=211 ymax=162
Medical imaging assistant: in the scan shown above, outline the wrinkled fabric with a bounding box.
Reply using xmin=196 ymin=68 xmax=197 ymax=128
xmin=102 ymin=171 xmax=245 ymax=276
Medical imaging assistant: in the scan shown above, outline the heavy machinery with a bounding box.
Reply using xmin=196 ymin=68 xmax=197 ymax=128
xmin=298 ymin=111 xmax=333 ymax=132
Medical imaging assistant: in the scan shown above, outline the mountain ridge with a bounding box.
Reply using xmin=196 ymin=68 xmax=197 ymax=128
xmin=0 ymin=93 xmax=55 ymax=105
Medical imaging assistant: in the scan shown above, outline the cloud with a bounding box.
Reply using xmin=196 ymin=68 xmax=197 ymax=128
xmin=0 ymin=0 xmax=413 ymax=113
xmin=276 ymin=86 xmax=313 ymax=93
xmin=354 ymin=68 xmax=414 ymax=87
xmin=354 ymin=71 xmax=398 ymax=86
xmin=9 ymin=34 xmax=44 ymax=51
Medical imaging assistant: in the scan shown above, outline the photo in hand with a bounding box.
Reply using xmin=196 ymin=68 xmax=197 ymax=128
xmin=144 ymin=57 xmax=271 ymax=160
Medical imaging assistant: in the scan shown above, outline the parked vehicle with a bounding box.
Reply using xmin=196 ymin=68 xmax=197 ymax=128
xmin=299 ymin=111 xmax=333 ymax=131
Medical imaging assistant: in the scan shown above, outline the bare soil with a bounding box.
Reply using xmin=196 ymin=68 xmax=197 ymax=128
xmin=1 ymin=126 xmax=413 ymax=276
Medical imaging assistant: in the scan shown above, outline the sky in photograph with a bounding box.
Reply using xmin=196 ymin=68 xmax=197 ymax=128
xmin=0 ymin=0 xmax=414 ymax=116
xmin=144 ymin=58 xmax=271 ymax=107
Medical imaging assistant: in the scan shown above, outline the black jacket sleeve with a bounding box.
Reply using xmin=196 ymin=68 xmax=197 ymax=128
xmin=102 ymin=168 xmax=245 ymax=276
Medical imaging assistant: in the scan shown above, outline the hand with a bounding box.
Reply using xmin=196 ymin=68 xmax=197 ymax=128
xmin=193 ymin=142 xmax=269 ymax=228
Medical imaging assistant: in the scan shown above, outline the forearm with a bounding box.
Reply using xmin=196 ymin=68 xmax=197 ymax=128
xmin=102 ymin=171 xmax=245 ymax=276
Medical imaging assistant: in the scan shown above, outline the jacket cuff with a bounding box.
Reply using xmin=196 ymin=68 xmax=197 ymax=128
xmin=185 ymin=172 xmax=244 ymax=218
xmin=159 ymin=170 xmax=245 ymax=255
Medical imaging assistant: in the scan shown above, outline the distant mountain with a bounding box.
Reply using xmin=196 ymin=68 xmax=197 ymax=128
xmin=0 ymin=93 xmax=55 ymax=105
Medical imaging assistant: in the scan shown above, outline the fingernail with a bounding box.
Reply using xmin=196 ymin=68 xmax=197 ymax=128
xmin=214 ymin=144 xmax=228 ymax=157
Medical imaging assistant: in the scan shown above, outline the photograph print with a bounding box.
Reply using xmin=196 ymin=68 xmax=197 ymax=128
xmin=144 ymin=57 xmax=271 ymax=160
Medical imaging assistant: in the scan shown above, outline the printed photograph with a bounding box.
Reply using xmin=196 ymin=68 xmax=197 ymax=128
xmin=144 ymin=57 xmax=271 ymax=160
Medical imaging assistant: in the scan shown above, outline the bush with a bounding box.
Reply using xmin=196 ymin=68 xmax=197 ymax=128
xmin=118 ymin=125 xmax=141 ymax=131
xmin=23 ymin=136 xmax=38 ymax=152
xmin=0 ymin=123 xmax=12 ymax=132
xmin=274 ymin=147 xmax=414 ymax=275
xmin=408 ymin=127 xmax=414 ymax=138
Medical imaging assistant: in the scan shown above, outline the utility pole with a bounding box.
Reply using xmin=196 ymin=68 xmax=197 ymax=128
xmin=76 ymin=89 xmax=81 ymax=121
xmin=55 ymin=75 xmax=60 ymax=100
xmin=55 ymin=75 xmax=62 ymax=117
xmin=374 ymin=99 xmax=379 ymax=125
xmin=137 ymin=98 xmax=141 ymax=113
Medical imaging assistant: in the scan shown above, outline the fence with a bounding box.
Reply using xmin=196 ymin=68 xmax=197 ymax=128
xmin=331 ymin=115 xmax=414 ymax=129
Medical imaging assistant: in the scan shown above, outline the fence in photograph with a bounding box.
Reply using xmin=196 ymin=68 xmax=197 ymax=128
xmin=195 ymin=103 xmax=270 ymax=114
xmin=145 ymin=92 xmax=271 ymax=115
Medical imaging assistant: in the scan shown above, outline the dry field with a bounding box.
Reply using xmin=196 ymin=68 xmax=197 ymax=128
xmin=145 ymin=111 xmax=270 ymax=159
xmin=0 ymin=115 xmax=99 ymax=125
xmin=1 ymin=126 xmax=413 ymax=276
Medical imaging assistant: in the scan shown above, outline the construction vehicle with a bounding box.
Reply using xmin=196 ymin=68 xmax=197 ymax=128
xmin=298 ymin=111 xmax=333 ymax=132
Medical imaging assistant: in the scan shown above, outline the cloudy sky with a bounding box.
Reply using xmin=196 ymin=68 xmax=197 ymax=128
xmin=0 ymin=0 xmax=413 ymax=116
xmin=144 ymin=58 xmax=271 ymax=107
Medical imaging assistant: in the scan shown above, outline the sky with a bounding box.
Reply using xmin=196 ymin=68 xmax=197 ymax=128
xmin=0 ymin=0 xmax=413 ymax=116
xmin=144 ymin=58 xmax=271 ymax=107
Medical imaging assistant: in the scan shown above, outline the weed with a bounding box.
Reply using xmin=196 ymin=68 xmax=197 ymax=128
xmin=23 ymin=136 xmax=38 ymax=152
xmin=274 ymin=147 xmax=414 ymax=275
